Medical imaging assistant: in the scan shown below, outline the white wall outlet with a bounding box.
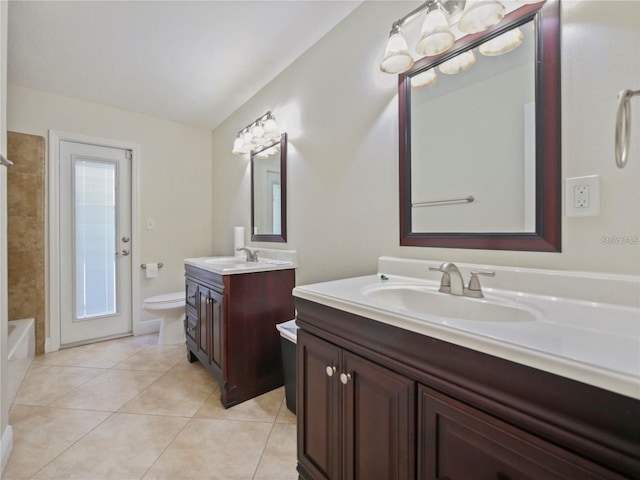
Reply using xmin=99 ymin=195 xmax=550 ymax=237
xmin=566 ymin=175 xmax=600 ymax=217
xmin=146 ymin=218 xmax=156 ymax=230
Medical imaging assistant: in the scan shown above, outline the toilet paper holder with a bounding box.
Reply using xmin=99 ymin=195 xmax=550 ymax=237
xmin=141 ymin=263 xmax=164 ymax=269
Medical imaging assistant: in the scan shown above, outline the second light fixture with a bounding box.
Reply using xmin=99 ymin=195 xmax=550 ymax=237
xmin=380 ymin=0 xmax=543 ymax=76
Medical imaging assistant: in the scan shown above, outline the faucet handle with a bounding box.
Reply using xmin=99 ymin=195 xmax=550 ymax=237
xmin=467 ymin=270 xmax=496 ymax=298
xmin=429 ymin=265 xmax=451 ymax=293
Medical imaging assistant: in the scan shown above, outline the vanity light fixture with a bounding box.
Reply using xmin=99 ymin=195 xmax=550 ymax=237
xmin=411 ymin=68 xmax=439 ymax=89
xmin=380 ymin=24 xmax=415 ymax=74
xmin=232 ymin=111 xmax=280 ymax=155
xmin=379 ymin=0 xmax=545 ymax=76
xmin=457 ymin=0 xmax=505 ymax=34
xmin=479 ymin=27 xmax=524 ymax=56
xmin=438 ymin=50 xmax=476 ymax=74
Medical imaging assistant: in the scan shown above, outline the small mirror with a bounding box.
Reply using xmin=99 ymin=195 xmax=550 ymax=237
xmin=399 ymin=1 xmax=560 ymax=251
xmin=251 ymin=133 xmax=287 ymax=242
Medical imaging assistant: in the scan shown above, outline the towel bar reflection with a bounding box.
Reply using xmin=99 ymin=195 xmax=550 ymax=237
xmin=615 ymin=89 xmax=640 ymax=169
xmin=413 ymin=196 xmax=474 ymax=208
xmin=141 ymin=263 xmax=163 ymax=269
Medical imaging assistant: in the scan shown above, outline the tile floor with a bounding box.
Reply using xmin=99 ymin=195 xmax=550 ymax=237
xmin=4 ymin=333 xmax=297 ymax=480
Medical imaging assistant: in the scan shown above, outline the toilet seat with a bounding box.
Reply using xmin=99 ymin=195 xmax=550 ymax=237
xmin=143 ymin=291 xmax=185 ymax=310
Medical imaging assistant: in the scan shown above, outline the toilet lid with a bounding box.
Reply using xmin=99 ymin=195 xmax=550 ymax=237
xmin=144 ymin=291 xmax=184 ymax=305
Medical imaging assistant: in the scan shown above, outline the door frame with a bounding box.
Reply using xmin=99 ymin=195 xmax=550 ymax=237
xmin=47 ymin=130 xmax=141 ymax=352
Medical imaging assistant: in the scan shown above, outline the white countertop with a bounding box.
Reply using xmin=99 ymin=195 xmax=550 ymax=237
xmin=185 ymin=248 xmax=296 ymax=275
xmin=293 ymin=257 xmax=640 ymax=400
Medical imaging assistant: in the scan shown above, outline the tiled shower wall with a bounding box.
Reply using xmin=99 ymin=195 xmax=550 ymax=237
xmin=8 ymin=131 xmax=46 ymax=354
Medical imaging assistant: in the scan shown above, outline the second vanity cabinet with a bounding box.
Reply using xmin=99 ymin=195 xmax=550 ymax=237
xmin=296 ymin=298 xmax=639 ymax=480
xmin=185 ymin=263 xmax=295 ymax=407
xmin=298 ymin=330 xmax=415 ymax=480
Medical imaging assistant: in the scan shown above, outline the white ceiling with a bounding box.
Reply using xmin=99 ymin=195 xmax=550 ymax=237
xmin=8 ymin=0 xmax=362 ymax=130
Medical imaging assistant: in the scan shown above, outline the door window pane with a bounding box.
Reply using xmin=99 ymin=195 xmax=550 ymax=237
xmin=74 ymin=160 xmax=117 ymax=319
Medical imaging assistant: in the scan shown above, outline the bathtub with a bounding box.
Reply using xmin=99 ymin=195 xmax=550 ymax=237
xmin=7 ymin=318 xmax=35 ymax=406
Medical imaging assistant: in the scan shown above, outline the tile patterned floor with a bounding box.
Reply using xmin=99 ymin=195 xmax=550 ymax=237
xmin=4 ymin=334 xmax=297 ymax=480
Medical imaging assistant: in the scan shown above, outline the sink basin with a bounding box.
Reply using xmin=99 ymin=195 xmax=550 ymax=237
xmin=204 ymin=257 xmax=247 ymax=265
xmin=361 ymin=284 xmax=536 ymax=323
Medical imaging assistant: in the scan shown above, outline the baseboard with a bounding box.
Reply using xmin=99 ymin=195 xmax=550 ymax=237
xmin=1 ymin=425 xmax=13 ymax=475
xmin=44 ymin=337 xmax=59 ymax=353
xmin=135 ymin=318 xmax=160 ymax=336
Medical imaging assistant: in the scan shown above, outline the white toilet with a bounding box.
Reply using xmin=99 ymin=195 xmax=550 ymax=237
xmin=143 ymin=291 xmax=186 ymax=345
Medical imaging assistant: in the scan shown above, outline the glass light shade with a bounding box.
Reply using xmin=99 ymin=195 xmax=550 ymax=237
xmin=479 ymin=28 xmax=524 ymax=56
xmin=516 ymin=0 xmax=545 ymax=3
xmin=411 ymin=68 xmax=438 ymax=89
xmin=255 ymin=149 xmax=270 ymax=159
xmin=232 ymin=136 xmax=250 ymax=155
xmin=380 ymin=30 xmax=415 ymax=74
xmin=458 ymin=0 xmax=505 ymax=34
xmin=415 ymin=9 xmax=455 ymax=57
xmin=438 ymin=50 xmax=476 ymax=74
xmin=251 ymin=122 xmax=264 ymax=139
xmin=263 ymin=117 xmax=280 ymax=139
xmin=242 ymin=130 xmax=253 ymax=145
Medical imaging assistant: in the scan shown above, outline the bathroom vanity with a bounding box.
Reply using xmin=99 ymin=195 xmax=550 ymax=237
xmin=294 ymin=257 xmax=640 ymax=480
xmin=184 ymin=253 xmax=295 ymax=407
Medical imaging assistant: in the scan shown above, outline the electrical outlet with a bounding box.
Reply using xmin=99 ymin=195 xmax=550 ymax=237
xmin=574 ymin=185 xmax=589 ymax=208
xmin=566 ymin=175 xmax=600 ymax=217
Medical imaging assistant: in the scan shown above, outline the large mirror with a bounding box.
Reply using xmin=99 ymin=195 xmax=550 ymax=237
xmin=251 ymin=133 xmax=287 ymax=242
xmin=399 ymin=0 xmax=561 ymax=251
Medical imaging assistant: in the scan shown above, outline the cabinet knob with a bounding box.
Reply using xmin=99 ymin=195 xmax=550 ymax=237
xmin=325 ymin=366 xmax=336 ymax=377
xmin=340 ymin=373 xmax=351 ymax=385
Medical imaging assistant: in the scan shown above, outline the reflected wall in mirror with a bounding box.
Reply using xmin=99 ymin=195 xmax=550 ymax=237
xmin=251 ymin=133 xmax=287 ymax=242
xmin=399 ymin=0 xmax=561 ymax=251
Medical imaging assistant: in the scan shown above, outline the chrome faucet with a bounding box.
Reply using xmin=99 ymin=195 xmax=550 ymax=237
xmin=236 ymin=247 xmax=259 ymax=262
xmin=429 ymin=262 xmax=495 ymax=298
xmin=430 ymin=262 xmax=466 ymax=295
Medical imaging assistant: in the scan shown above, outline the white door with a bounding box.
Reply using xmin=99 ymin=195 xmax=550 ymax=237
xmin=59 ymin=141 xmax=132 ymax=346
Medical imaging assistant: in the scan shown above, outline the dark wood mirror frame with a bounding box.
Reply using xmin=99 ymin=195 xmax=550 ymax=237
xmin=251 ymin=133 xmax=287 ymax=243
xmin=399 ymin=0 xmax=561 ymax=252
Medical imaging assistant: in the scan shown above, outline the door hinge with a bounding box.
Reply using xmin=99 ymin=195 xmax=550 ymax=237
xmin=125 ymin=150 xmax=133 ymax=160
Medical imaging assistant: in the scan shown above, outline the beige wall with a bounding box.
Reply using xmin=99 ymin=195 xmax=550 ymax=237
xmin=211 ymin=0 xmax=640 ymax=286
xmin=7 ymin=85 xmax=214 ymax=331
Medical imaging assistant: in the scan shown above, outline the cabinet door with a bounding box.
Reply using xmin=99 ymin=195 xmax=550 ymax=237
xmin=298 ymin=330 xmax=342 ymax=480
xmin=342 ymin=352 xmax=415 ymax=480
xmin=197 ymin=287 xmax=211 ymax=363
xmin=208 ymin=288 xmax=223 ymax=370
xmin=185 ymin=279 xmax=198 ymax=309
xmin=185 ymin=307 xmax=197 ymax=343
xmin=418 ymin=385 xmax=623 ymax=480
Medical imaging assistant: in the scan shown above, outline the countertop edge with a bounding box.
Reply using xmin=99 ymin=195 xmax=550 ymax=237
xmin=292 ymin=285 xmax=640 ymax=401
xmin=184 ymin=258 xmax=295 ymax=275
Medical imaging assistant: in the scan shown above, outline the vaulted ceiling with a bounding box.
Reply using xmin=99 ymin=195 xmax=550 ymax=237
xmin=8 ymin=1 xmax=362 ymax=130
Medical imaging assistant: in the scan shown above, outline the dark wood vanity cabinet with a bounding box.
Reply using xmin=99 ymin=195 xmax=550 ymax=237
xmin=297 ymin=330 xmax=415 ymax=480
xmin=295 ymin=298 xmax=639 ymax=480
xmin=418 ymin=386 xmax=625 ymax=480
xmin=185 ymin=264 xmax=295 ymax=407
xmin=189 ymin=284 xmax=222 ymax=371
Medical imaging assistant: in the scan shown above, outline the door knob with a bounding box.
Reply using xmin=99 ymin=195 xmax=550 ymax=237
xmin=121 ymin=249 xmax=130 ymax=256
xmin=122 ymin=236 xmax=130 ymax=243
xmin=340 ymin=373 xmax=351 ymax=384
xmin=326 ymin=366 xmax=336 ymax=377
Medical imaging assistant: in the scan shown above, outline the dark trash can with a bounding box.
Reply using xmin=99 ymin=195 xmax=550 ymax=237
xmin=276 ymin=319 xmax=298 ymax=414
